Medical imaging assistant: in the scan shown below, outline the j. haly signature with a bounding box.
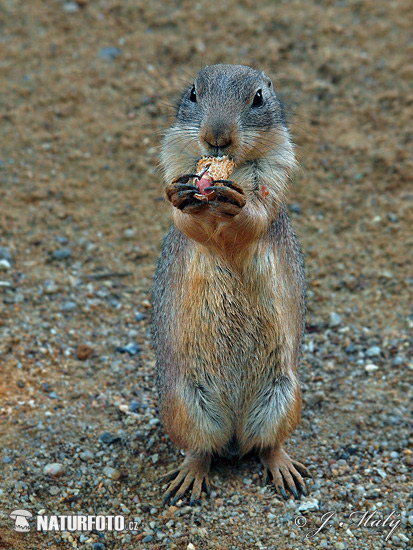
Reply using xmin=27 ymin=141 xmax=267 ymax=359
xmin=294 ymin=510 xmax=402 ymax=541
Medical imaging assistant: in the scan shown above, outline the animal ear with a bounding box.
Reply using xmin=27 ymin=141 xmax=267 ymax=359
xmin=261 ymin=71 xmax=273 ymax=89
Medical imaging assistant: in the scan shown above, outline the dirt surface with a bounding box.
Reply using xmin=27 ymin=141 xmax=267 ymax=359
xmin=0 ymin=1 xmax=412 ymax=549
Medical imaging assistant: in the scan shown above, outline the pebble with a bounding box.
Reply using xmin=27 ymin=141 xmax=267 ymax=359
xmin=0 ymin=259 xmax=11 ymax=271
xmin=289 ymin=203 xmax=301 ymax=214
xmin=99 ymin=47 xmax=122 ymax=61
xmin=99 ymin=432 xmax=119 ymax=445
xmin=49 ymin=486 xmax=60 ymax=496
xmin=142 ymin=536 xmax=153 ymax=543
xmin=366 ymin=346 xmax=381 ymax=357
xmin=365 ymin=364 xmax=379 ymax=372
xmin=79 ymin=450 xmax=94 ymax=461
xmin=335 ymin=543 xmax=346 ymax=550
xmin=63 ymin=2 xmax=79 ymax=12
xmin=76 ymin=344 xmax=94 ymax=360
xmin=43 ymin=280 xmax=59 ymax=294
xmin=0 ymin=246 xmax=12 ymax=261
xmin=129 ymin=400 xmax=140 ymax=413
xmin=329 ymin=312 xmax=342 ymax=327
xmin=43 ymin=463 xmax=65 ymax=477
xmin=135 ymin=312 xmax=145 ymax=321
xmin=92 ymin=544 xmax=105 ymax=550
xmin=61 ymin=301 xmax=77 ymax=312
xmin=297 ymin=498 xmax=319 ymax=512
xmin=51 ymin=247 xmax=72 ymax=260
xmin=2 ymin=456 xmax=13 ymax=464
xmin=103 ymin=466 xmax=121 ymax=480
xmin=115 ymin=342 xmax=140 ymax=356
xmin=48 ymin=392 xmax=59 ymax=399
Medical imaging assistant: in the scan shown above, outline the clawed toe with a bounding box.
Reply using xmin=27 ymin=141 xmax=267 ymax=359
xmin=260 ymin=447 xmax=310 ymax=500
xmin=160 ymin=455 xmax=211 ymax=507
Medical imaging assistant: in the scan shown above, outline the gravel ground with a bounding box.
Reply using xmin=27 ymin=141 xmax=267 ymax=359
xmin=0 ymin=1 xmax=412 ymax=549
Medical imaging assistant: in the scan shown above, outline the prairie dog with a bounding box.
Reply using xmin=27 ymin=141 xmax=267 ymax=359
xmin=152 ymin=64 xmax=310 ymax=505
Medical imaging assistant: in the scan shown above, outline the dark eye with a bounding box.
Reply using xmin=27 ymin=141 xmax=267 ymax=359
xmin=189 ymin=85 xmax=197 ymax=103
xmin=252 ymin=89 xmax=263 ymax=108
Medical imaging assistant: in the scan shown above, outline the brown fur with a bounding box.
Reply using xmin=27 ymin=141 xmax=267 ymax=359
xmin=152 ymin=65 xmax=309 ymax=499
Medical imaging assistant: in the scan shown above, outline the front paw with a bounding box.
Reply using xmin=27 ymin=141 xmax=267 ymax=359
xmin=204 ymin=179 xmax=246 ymax=217
xmin=165 ymin=176 xmax=207 ymax=214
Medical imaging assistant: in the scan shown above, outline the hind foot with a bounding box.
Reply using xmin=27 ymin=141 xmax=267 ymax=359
xmin=160 ymin=453 xmax=211 ymax=506
xmin=260 ymin=445 xmax=311 ymax=500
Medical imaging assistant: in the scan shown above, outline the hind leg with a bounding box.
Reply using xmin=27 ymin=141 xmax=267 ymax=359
xmin=159 ymin=387 xmax=230 ymax=506
xmin=240 ymin=376 xmax=311 ymax=499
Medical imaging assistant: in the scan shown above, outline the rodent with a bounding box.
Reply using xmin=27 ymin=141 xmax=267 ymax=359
xmin=152 ymin=64 xmax=311 ymax=506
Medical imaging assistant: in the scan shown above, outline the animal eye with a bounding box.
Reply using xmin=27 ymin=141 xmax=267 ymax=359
xmin=189 ymin=85 xmax=197 ymax=103
xmin=252 ymin=89 xmax=263 ymax=108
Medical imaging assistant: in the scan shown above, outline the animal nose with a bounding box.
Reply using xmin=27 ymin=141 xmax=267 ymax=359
xmin=204 ymin=137 xmax=232 ymax=149
xmin=201 ymin=119 xmax=234 ymax=150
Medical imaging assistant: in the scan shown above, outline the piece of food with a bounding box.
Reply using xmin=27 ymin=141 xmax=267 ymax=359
xmin=196 ymin=155 xmax=236 ymax=181
xmin=195 ymin=155 xmax=236 ymax=199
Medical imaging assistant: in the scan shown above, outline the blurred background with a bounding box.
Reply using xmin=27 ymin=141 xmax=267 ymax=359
xmin=0 ymin=1 xmax=411 ymax=549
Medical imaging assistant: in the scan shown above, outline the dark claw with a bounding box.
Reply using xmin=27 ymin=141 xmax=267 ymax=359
xmin=173 ymin=173 xmax=199 ymax=184
xmin=202 ymin=479 xmax=210 ymax=496
xmin=290 ymin=486 xmax=300 ymax=499
xmin=173 ymin=183 xmax=198 ymax=191
xmin=298 ymin=484 xmax=307 ymax=497
xmin=281 ymin=487 xmax=289 ymax=501
xmin=189 ymin=498 xmax=202 ymax=507
xmin=211 ymin=179 xmax=244 ymax=193
xmin=203 ymin=187 xmax=241 ymax=206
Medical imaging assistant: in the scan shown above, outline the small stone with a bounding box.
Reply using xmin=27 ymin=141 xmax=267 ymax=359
xmin=79 ymin=450 xmax=94 ymax=462
xmin=129 ymin=400 xmax=140 ymax=413
xmin=151 ymin=454 xmax=159 ymax=464
xmin=142 ymin=536 xmax=153 ymax=543
xmin=289 ymin=203 xmax=301 ymax=214
xmin=43 ymin=280 xmax=59 ymax=294
xmin=103 ymin=466 xmax=121 ymax=480
xmin=329 ymin=312 xmax=342 ymax=327
xmin=365 ymin=364 xmax=379 ymax=372
xmin=2 ymin=456 xmax=13 ymax=464
xmin=0 ymin=259 xmax=11 ymax=271
xmin=16 ymin=380 xmax=25 ymax=388
xmin=135 ymin=312 xmax=145 ymax=321
xmin=76 ymin=344 xmax=94 ymax=360
xmin=387 ymin=213 xmax=398 ymax=222
xmin=92 ymin=544 xmax=105 ymax=550
xmin=99 ymin=47 xmax=122 ymax=61
xmin=408 ymin=515 xmax=413 ymax=526
xmin=43 ymin=463 xmax=65 ymax=477
xmin=116 ymin=342 xmax=140 ymax=356
xmin=51 ymin=247 xmax=72 ymax=260
xmin=334 ymin=543 xmax=346 ymax=550
xmin=392 ymin=355 xmax=404 ymax=366
xmin=366 ymin=346 xmax=381 ymax=357
xmin=297 ymin=498 xmax=319 ymax=512
xmin=48 ymin=392 xmax=59 ymax=399
xmin=398 ymin=534 xmax=409 ymax=543
xmin=0 ymin=247 xmax=12 ymax=261
xmin=187 ymin=544 xmax=196 ymax=550
xmin=61 ymin=301 xmax=76 ymax=312
xmin=63 ymin=2 xmax=79 ymax=12
xmin=99 ymin=432 xmax=119 ymax=445
xmin=49 ymin=486 xmax=60 ymax=496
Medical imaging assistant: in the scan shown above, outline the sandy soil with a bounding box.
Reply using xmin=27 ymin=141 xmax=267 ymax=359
xmin=0 ymin=1 xmax=412 ymax=549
